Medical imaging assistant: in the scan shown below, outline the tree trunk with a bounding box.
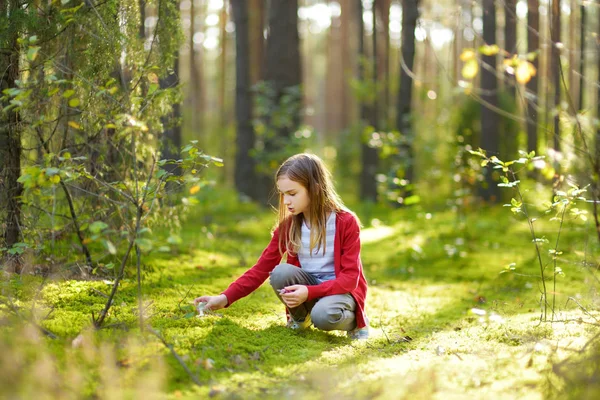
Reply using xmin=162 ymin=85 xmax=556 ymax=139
xmin=0 ymin=0 xmax=23 ymax=261
xmin=551 ymin=0 xmax=561 ymax=154
xmin=231 ymin=0 xmax=259 ymax=201
xmin=360 ymin=0 xmax=378 ymax=202
xmin=259 ymin=0 xmax=302 ymax=204
xmin=479 ymin=0 xmax=500 ymax=202
xmin=376 ymin=0 xmax=391 ymax=126
xmin=578 ymin=2 xmax=585 ymax=111
xmin=160 ymin=53 xmax=182 ymax=177
xmin=396 ymin=0 xmax=419 ymax=201
xmin=218 ymin=0 xmax=229 ymax=183
xmin=526 ymin=0 xmax=539 ymax=154
xmin=340 ymin=0 xmax=353 ymax=129
xmin=504 ymin=0 xmax=516 ymax=98
xmin=189 ymin=0 xmax=203 ymax=139
xmin=248 ymin=0 xmax=265 ymax=85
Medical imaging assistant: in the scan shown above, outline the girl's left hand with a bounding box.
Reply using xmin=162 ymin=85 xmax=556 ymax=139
xmin=281 ymin=285 xmax=308 ymax=308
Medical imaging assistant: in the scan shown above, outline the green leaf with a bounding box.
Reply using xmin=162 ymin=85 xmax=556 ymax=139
xmin=167 ymin=235 xmax=182 ymax=245
xmin=63 ymin=89 xmax=75 ymax=99
xmin=89 ymin=221 xmax=109 ymax=234
xmin=45 ymin=167 xmax=60 ymax=176
xmin=27 ymin=46 xmax=40 ymax=62
xmin=104 ymin=240 xmax=117 ymax=255
xmin=68 ymin=98 xmax=80 ymax=107
xmin=134 ymin=238 xmax=153 ymax=252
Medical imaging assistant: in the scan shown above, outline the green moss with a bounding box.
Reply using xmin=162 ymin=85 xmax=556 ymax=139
xmin=1 ymin=197 xmax=597 ymax=399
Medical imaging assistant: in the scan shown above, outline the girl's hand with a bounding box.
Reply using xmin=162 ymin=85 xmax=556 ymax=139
xmin=280 ymin=285 xmax=308 ymax=308
xmin=194 ymin=294 xmax=228 ymax=311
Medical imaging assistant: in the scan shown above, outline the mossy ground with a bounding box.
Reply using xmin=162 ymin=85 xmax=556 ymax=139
xmin=1 ymin=189 xmax=599 ymax=399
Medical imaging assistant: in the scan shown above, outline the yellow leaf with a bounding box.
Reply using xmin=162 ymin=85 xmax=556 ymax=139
xmin=460 ymin=48 xmax=476 ymax=62
xmin=479 ymin=44 xmax=499 ymax=56
xmin=462 ymin=59 xmax=479 ymax=80
xmin=68 ymin=121 xmax=82 ymax=130
xmin=189 ymin=185 xmax=200 ymax=195
xmin=515 ymin=61 xmax=537 ymax=84
xmin=147 ymin=72 xmax=159 ymax=84
xmin=50 ymin=175 xmax=61 ymax=184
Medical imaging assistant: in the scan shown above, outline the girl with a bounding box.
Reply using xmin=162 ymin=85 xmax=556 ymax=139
xmin=194 ymin=153 xmax=369 ymax=339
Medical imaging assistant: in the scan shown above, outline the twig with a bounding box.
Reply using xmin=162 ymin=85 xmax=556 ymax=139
xmin=0 ymin=297 xmax=57 ymax=339
xmin=146 ymin=326 xmax=203 ymax=387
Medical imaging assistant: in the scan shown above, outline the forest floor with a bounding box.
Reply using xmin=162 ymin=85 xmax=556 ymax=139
xmin=1 ymin=190 xmax=599 ymax=399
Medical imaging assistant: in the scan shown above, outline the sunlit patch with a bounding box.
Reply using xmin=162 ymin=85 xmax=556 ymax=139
xmin=360 ymin=225 xmax=396 ymax=244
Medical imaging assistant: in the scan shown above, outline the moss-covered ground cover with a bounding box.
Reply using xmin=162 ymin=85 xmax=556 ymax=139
xmin=1 ymin=192 xmax=598 ymax=399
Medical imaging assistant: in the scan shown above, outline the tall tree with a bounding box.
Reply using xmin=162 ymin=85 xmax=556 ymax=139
xmin=578 ymin=2 xmax=585 ymax=111
xmin=231 ymin=0 xmax=259 ymax=201
xmin=504 ymin=0 xmax=516 ymax=98
xmin=189 ymin=0 xmax=204 ymax=138
xmin=0 ymin=0 xmax=23 ymax=261
xmin=360 ymin=0 xmax=378 ymax=202
xmin=479 ymin=0 xmax=500 ymax=202
xmin=263 ymin=0 xmax=301 ymax=124
xmin=160 ymin=0 xmax=182 ymax=176
xmin=550 ymin=0 xmax=561 ymax=155
xmin=258 ymin=0 xmax=302 ymax=204
xmin=526 ymin=0 xmax=539 ymax=154
xmin=396 ymin=0 xmax=419 ymax=199
xmin=248 ymin=0 xmax=265 ymax=85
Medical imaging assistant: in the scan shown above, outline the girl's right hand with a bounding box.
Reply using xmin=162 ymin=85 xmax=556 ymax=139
xmin=193 ymin=294 xmax=228 ymax=311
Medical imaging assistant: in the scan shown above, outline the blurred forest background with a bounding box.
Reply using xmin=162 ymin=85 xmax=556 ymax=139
xmin=2 ymin=0 xmax=599 ymax=267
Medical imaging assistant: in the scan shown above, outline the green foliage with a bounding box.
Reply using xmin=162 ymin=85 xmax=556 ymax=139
xmin=469 ymin=148 xmax=591 ymax=321
xmin=251 ymin=81 xmax=311 ymax=177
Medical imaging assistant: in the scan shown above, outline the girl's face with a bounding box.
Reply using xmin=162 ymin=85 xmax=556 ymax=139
xmin=277 ymin=176 xmax=310 ymax=218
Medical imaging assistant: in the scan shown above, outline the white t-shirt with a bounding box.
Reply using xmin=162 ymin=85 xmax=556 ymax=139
xmin=298 ymin=212 xmax=336 ymax=283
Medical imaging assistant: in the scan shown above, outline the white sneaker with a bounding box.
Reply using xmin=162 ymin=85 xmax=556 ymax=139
xmin=347 ymin=326 xmax=369 ymax=340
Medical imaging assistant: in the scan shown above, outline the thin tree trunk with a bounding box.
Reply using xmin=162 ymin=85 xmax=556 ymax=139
xmin=189 ymin=0 xmax=203 ymax=138
xmin=479 ymin=0 xmax=500 ymax=202
xmin=231 ymin=0 xmax=259 ymax=201
xmin=578 ymin=2 xmax=585 ymax=111
xmin=376 ymin=0 xmax=391 ymax=126
xmin=551 ymin=0 xmax=561 ymax=154
xmin=396 ymin=0 xmax=419 ymax=199
xmin=360 ymin=0 xmax=378 ymax=202
xmin=218 ymin=0 xmax=229 ymax=183
xmin=504 ymin=0 xmax=516 ymax=98
xmin=340 ymin=0 xmax=353 ymax=129
xmin=526 ymin=0 xmax=539 ymax=154
xmin=0 ymin=0 xmax=23 ymax=264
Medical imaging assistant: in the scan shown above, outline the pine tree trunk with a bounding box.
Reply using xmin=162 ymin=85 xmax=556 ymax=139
xmin=578 ymin=3 xmax=585 ymax=111
xmin=248 ymin=0 xmax=264 ymax=85
xmin=504 ymin=0 xmax=516 ymax=98
xmin=396 ymin=0 xmax=419 ymax=198
xmin=0 ymin=0 xmax=23 ymax=260
xmin=259 ymin=0 xmax=302 ymax=204
xmin=360 ymin=0 xmax=378 ymax=202
xmin=526 ymin=0 xmax=539 ymax=154
xmin=231 ymin=0 xmax=259 ymax=201
xmin=551 ymin=0 xmax=561 ymax=154
xmin=479 ymin=0 xmax=500 ymax=202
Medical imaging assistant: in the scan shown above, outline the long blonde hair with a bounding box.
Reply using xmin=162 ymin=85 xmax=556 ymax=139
xmin=275 ymin=153 xmax=347 ymax=256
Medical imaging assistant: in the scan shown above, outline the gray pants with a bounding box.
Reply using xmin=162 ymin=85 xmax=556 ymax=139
xmin=269 ymin=263 xmax=357 ymax=331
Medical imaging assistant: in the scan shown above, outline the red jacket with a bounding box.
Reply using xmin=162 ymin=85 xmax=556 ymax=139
xmin=222 ymin=210 xmax=369 ymax=329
